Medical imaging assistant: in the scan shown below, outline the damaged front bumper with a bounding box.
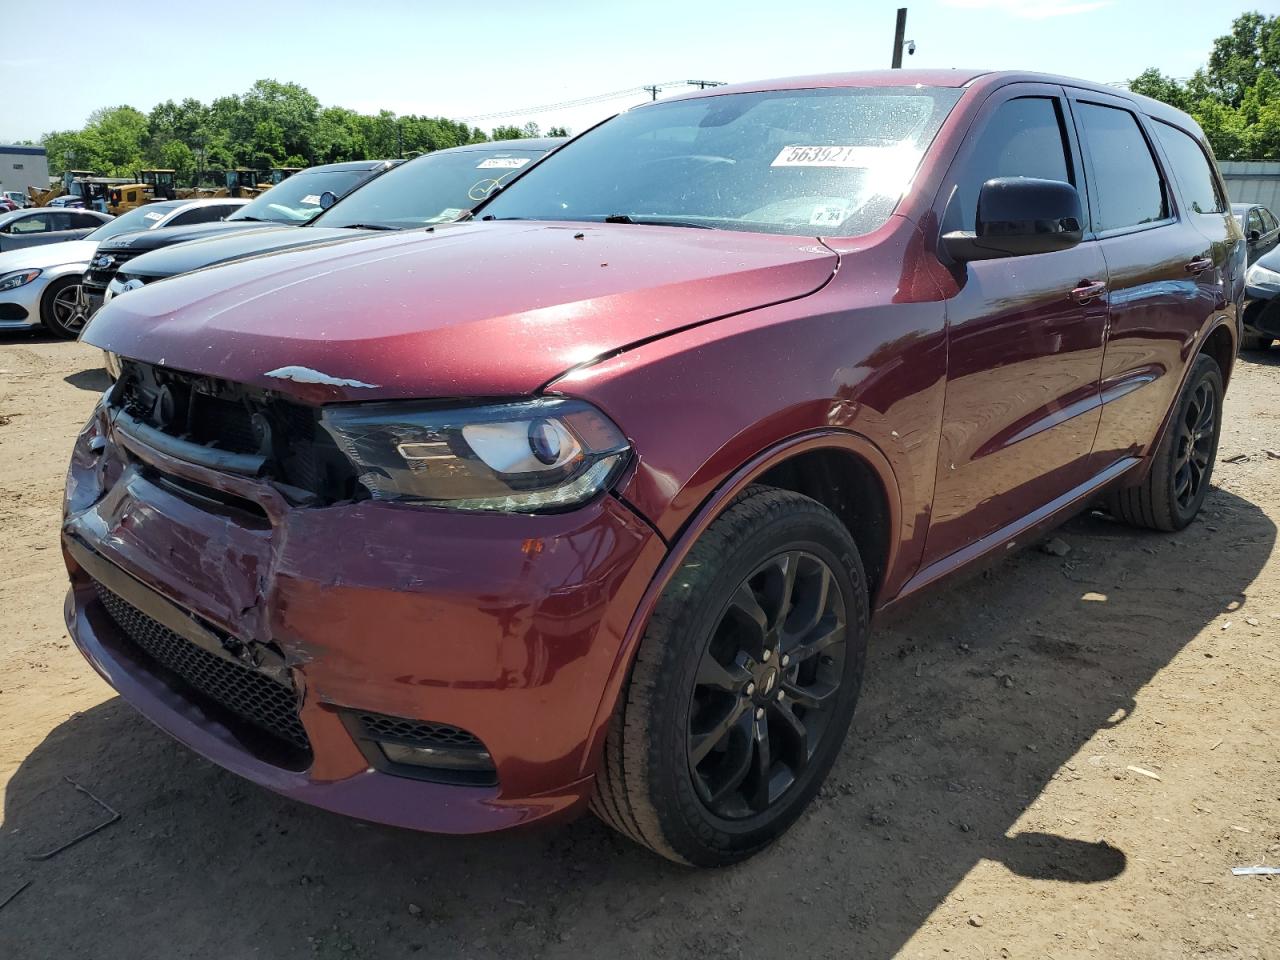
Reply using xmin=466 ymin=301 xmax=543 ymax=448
xmin=62 ymin=397 xmax=665 ymax=833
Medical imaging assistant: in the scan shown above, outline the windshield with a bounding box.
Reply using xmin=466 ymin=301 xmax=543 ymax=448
xmin=316 ymin=148 xmax=547 ymax=230
xmin=85 ymin=204 xmax=176 ymax=241
xmin=227 ymin=169 xmax=370 ymax=224
xmin=480 ymin=87 xmax=962 ymax=236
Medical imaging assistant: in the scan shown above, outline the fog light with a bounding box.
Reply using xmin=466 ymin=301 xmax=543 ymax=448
xmin=342 ymin=709 xmax=498 ymax=786
xmin=380 ymin=742 xmax=494 ymax=771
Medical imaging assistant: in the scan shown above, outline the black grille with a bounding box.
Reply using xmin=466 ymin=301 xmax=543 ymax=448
xmin=186 ymin=392 xmax=259 ymax=453
xmin=85 ymin=251 xmax=137 ymax=289
xmin=353 ymin=711 xmax=484 ymax=749
xmin=111 ymin=359 xmax=356 ymax=503
xmin=93 ymin=580 xmax=310 ymax=752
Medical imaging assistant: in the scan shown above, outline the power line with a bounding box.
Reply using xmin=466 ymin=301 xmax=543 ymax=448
xmin=459 ymin=80 xmax=724 ymax=122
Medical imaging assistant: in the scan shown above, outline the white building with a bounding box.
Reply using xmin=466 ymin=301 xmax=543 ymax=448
xmin=0 ymin=144 xmax=51 ymax=199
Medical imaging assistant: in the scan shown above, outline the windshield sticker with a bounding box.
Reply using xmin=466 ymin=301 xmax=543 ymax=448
xmin=810 ymin=203 xmax=851 ymax=227
xmin=476 ymin=157 xmax=531 ymax=169
xmin=143 ymin=211 xmax=164 ymax=221
xmin=772 ymin=145 xmax=898 ymax=168
xmin=426 ymin=208 xmax=467 ymax=223
xmin=300 ymin=194 xmax=322 ymax=206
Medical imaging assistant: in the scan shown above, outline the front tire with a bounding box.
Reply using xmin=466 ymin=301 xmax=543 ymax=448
xmin=1106 ymin=352 xmax=1223 ymax=531
xmin=592 ymin=485 xmax=869 ymax=866
xmin=40 ymin=276 xmax=90 ymax=339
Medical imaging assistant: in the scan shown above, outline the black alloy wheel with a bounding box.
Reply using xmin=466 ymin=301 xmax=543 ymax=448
xmin=688 ymin=550 xmax=848 ymax=819
xmin=592 ymin=485 xmax=869 ymax=866
xmin=1172 ymin=377 xmax=1215 ymax=512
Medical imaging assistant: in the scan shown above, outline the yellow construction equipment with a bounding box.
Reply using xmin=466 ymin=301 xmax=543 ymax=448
xmin=224 ymin=168 xmax=264 ymax=198
xmin=140 ymin=169 xmax=177 ymax=200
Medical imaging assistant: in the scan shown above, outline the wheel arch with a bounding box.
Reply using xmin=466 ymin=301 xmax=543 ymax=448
xmin=1200 ymin=318 xmax=1236 ymax=387
xmin=582 ymin=429 xmax=901 ymax=778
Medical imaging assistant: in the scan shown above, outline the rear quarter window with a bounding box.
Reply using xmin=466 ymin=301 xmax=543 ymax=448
xmin=1151 ymin=120 xmax=1227 ymax=215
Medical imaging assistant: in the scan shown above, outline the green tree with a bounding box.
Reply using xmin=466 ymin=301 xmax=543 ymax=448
xmin=39 ymin=78 xmax=522 ymax=183
xmin=1130 ymin=11 xmax=1280 ymax=159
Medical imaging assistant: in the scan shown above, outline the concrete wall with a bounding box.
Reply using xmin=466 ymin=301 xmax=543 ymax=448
xmin=1221 ymin=161 xmax=1280 ymax=210
xmin=0 ymin=145 xmax=50 ymax=198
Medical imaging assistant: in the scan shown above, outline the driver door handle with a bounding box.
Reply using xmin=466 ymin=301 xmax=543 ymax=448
xmin=1185 ymin=257 xmax=1214 ymax=274
xmin=1069 ymin=279 xmax=1107 ymax=304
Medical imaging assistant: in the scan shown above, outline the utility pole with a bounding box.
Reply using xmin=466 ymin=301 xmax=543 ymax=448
xmin=643 ymin=85 xmax=662 ymax=101
xmin=686 ymin=80 xmax=726 ymax=89
xmin=891 ymin=7 xmax=908 ymax=69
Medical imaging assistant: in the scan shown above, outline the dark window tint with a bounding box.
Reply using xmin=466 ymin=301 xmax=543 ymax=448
xmin=1076 ymin=103 xmax=1167 ymax=230
xmin=953 ymin=97 xmax=1072 ymax=232
xmin=1152 ymin=120 xmax=1225 ymax=215
xmin=70 ymin=212 xmax=104 ymax=229
xmin=169 ymin=205 xmax=231 ymax=226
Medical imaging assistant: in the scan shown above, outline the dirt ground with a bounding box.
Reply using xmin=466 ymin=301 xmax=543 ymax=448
xmin=1 ymin=333 xmax=1277 ymax=960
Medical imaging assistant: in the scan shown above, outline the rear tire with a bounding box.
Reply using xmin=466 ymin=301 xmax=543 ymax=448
xmin=1106 ymin=353 xmax=1223 ymax=531
xmin=40 ymin=276 xmax=90 ymax=340
xmin=592 ymin=485 xmax=869 ymax=866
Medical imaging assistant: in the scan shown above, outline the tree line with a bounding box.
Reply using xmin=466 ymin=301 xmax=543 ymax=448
xmin=1130 ymin=11 xmax=1280 ymax=160
xmin=30 ymin=79 xmax=570 ymax=184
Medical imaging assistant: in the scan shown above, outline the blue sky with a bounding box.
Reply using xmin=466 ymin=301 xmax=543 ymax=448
xmin=2 ymin=0 xmax=1276 ymax=143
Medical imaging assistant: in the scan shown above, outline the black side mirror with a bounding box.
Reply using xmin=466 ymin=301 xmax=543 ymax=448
xmin=1248 ymin=229 xmax=1261 ymax=243
xmin=318 ymin=191 xmax=337 ymax=211
xmin=943 ymin=177 xmax=1084 ymax=262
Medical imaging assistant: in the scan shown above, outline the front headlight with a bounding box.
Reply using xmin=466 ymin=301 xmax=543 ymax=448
xmin=0 ymin=268 xmax=41 ymax=292
xmin=1246 ymin=261 xmax=1280 ymax=287
xmin=321 ymin=398 xmax=631 ymax=513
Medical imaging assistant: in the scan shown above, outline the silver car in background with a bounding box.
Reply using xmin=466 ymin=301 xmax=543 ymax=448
xmin=0 ymin=207 xmax=114 ymax=251
xmin=0 ymin=198 xmax=246 ymax=338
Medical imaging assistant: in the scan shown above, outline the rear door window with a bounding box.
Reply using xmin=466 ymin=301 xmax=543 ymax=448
xmin=1075 ymin=102 xmax=1168 ymax=231
xmin=10 ymin=213 xmax=51 ymax=233
xmin=951 ymin=97 xmax=1074 ymax=233
xmin=1261 ymin=208 xmax=1279 ymax=233
xmin=1151 ymin=120 xmax=1226 ymax=215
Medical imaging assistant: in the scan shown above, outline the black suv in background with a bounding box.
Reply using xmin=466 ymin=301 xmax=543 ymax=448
xmin=82 ymin=159 xmax=398 ymax=311
xmin=96 ymin=139 xmax=563 ymax=307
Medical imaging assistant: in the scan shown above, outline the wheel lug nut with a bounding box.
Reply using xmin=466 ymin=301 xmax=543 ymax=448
xmin=745 ymin=682 xmax=755 ymax=696
xmin=755 ymin=707 xmax=765 ymax=720
xmin=762 ymin=650 xmax=772 ymax=662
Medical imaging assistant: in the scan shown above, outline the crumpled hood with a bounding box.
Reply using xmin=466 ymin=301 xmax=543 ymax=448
xmin=82 ymin=221 xmax=838 ymax=402
xmin=120 ymin=226 xmax=361 ymax=280
xmin=0 ymin=239 xmax=99 ymax=271
xmin=96 ymin=218 xmax=282 ymax=255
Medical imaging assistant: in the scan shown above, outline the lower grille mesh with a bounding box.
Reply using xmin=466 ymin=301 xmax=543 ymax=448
xmin=93 ymin=580 xmax=310 ymax=752
xmin=353 ymin=711 xmax=484 ymax=749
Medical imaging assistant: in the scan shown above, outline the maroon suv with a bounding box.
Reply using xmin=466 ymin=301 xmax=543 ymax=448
xmin=65 ymin=70 xmax=1242 ymax=866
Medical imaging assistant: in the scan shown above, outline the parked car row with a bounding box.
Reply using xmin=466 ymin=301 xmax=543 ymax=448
xmin=0 ymin=140 xmax=561 ymax=340
xmin=57 ymin=70 xmax=1247 ymax=867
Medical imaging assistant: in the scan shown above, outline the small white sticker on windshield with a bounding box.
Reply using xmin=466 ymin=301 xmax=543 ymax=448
xmin=772 ymin=145 xmax=891 ymax=168
xmin=143 ymin=211 xmax=164 ymax=221
xmin=810 ymin=203 xmax=851 ymax=227
xmin=426 ymin=208 xmax=467 ymax=223
xmin=300 ymin=194 xmax=322 ymax=206
xmin=476 ymin=157 xmax=531 ymax=169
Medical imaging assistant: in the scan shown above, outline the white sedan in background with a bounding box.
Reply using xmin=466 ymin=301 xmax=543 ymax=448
xmin=0 ymin=198 xmax=245 ymax=338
